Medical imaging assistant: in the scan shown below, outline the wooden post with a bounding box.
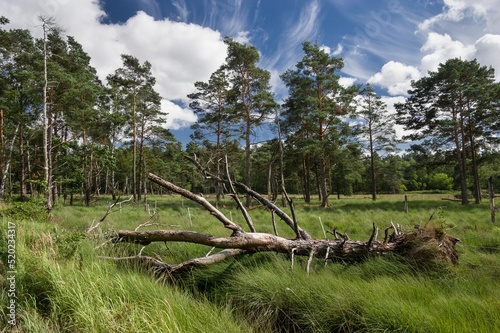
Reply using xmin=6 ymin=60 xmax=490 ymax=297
xmin=404 ymin=195 xmax=409 ymax=214
xmin=489 ymin=177 xmax=496 ymax=223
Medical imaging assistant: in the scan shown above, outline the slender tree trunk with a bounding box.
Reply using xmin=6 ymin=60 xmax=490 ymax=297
xmin=0 ymin=109 xmax=4 ymax=165
xmin=0 ymin=126 xmax=19 ymax=199
xmin=26 ymin=140 xmax=34 ymax=197
xmin=245 ymin=115 xmax=252 ymax=207
xmin=489 ymin=177 xmax=496 ymax=223
xmin=277 ymin=111 xmax=287 ymax=207
xmin=19 ymin=125 xmax=27 ymax=201
xmin=110 ymin=144 xmax=116 ymax=200
xmin=369 ymin=125 xmax=377 ymax=201
xmin=319 ymin=157 xmax=328 ymax=207
xmin=458 ymin=105 xmax=469 ymax=205
xmin=132 ymin=93 xmax=138 ymax=203
xmin=453 ymin=108 xmax=468 ymax=205
xmin=42 ymin=22 xmax=53 ymax=212
xmin=215 ymin=107 xmax=222 ymax=206
xmin=267 ymin=162 xmax=272 ymax=199
xmin=138 ymin=121 xmax=146 ymax=202
xmin=467 ymin=115 xmax=481 ymax=204
xmin=85 ymin=144 xmax=93 ymax=207
xmin=303 ymin=155 xmax=311 ymax=203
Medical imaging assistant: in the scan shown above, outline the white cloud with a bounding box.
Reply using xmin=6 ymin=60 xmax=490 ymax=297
xmin=380 ymin=96 xmax=409 ymax=140
xmin=235 ymin=31 xmax=251 ymax=44
xmin=161 ymin=100 xmax=197 ymax=130
xmin=171 ymin=0 xmax=189 ymax=21
xmin=0 ymin=0 xmax=227 ymax=130
xmin=420 ymin=32 xmax=476 ymax=72
xmin=319 ymin=45 xmax=331 ymax=55
xmin=339 ymin=76 xmax=357 ymax=88
xmin=288 ymin=0 xmax=320 ymax=46
xmin=368 ymin=61 xmax=420 ymax=96
xmin=419 ymin=0 xmax=500 ymax=33
xmin=475 ymin=34 xmax=500 ymax=80
xmin=332 ymin=43 xmax=343 ymax=56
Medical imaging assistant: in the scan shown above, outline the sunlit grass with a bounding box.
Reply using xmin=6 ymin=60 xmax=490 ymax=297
xmin=0 ymin=218 xmax=258 ymax=332
xmin=2 ymin=192 xmax=499 ymax=332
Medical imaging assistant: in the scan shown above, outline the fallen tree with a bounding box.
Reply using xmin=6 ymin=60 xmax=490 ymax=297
xmin=108 ymin=157 xmax=460 ymax=277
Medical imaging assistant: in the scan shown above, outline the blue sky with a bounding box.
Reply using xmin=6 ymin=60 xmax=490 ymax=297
xmin=2 ymin=0 xmax=500 ymax=145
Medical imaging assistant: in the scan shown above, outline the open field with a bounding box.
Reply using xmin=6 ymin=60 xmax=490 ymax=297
xmin=1 ymin=193 xmax=500 ymax=332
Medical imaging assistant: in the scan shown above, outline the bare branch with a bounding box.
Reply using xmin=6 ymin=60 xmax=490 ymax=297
xmin=225 ymin=155 xmax=256 ymax=232
xmin=282 ymin=184 xmax=301 ymax=239
xmin=88 ymin=196 xmax=133 ymax=233
xmin=148 ymin=173 xmax=244 ymax=233
xmin=185 ymin=156 xmax=311 ymax=239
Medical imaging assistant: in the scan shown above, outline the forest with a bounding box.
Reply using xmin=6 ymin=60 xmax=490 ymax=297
xmin=0 ymin=15 xmax=499 ymax=209
xmin=1 ymin=14 xmax=500 ymax=332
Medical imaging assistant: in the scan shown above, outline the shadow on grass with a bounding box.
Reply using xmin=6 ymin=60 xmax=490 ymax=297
xmin=299 ymin=198 xmax=489 ymax=214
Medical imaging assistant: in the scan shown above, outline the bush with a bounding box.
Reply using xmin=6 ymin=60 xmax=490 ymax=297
xmin=427 ymin=173 xmax=453 ymax=191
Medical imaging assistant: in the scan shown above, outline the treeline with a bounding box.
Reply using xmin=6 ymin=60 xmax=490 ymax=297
xmin=0 ymin=16 xmax=499 ymax=210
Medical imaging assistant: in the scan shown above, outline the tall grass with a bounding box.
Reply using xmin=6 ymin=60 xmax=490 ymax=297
xmin=0 ymin=211 xmax=258 ymax=332
xmin=2 ymin=193 xmax=500 ymax=332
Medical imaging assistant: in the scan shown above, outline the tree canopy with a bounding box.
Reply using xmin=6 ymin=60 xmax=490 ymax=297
xmin=0 ymin=16 xmax=499 ymax=206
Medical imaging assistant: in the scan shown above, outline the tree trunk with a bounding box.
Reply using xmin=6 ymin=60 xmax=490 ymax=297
xmin=245 ymin=118 xmax=252 ymax=208
xmin=489 ymin=177 xmax=496 ymax=223
xmin=318 ymin=157 xmax=329 ymax=208
xmin=43 ymin=31 xmax=52 ymax=212
xmin=107 ymin=169 xmax=460 ymax=276
xmin=452 ymin=107 xmax=468 ymax=205
xmin=277 ymin=110 xmax=287 ymax=207
xmin=303 ymin=156 xmax=311 ymax=203
xmin=369 ymin=124 xmax=377 ymax=201
xmin=18 ymin=125 xmax=27 ymax=201
xmin=132 ymin=93 xmax=138 ymax=203
xmin=0 ymin=125 xmax=19 ymax=199
xmin=467 ymin=116 xmax=481 ymax=204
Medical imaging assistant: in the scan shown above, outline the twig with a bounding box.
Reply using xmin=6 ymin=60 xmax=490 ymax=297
xmin=319 ymin=217 xmax=326 ymax=239
xmin=225 ymin=155 xmax=256 ymax=232
xmin=147 ymin=173 xmax=244 ymax=233
xmin=184 ymin=156 xmax=311 ymax=240
xmin=271 ymin=210 xmax=278 ymax=236
xmin=282 ymin=184 xmax=301 ymax=239
xmin=367 ymin=222 xmax=378 ymax=248
xmin=390 ymin=221 xmax=399 ymax=236
xmin=306 ymin=248 xmax=315 ymax=275
xmin=324 ymin=246 xmax=330 ymax=266
xmin=87 ymin=196 xmax=133 ymax=233
xmin=291 ymin=248 xmax=296 ymax=270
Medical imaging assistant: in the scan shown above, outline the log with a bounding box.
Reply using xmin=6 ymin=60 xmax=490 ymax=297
xmin=107 ymin=158 xmax=460 ymax=276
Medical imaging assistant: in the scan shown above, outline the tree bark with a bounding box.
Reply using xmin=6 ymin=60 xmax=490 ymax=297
xmin=108 ymin=167 xmax=460 ymax=276
xmin=0 ymin=125 xmax=19 ymax=199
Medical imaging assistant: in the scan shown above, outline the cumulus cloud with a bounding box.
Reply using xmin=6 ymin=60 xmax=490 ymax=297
xmin=0 ymin=0 xmax=227 ymax=130
xmin=420 ymin=32 xmax=476 ymax=72
xmin=339 ymin=76 xmax=357 ymax=88
xmin=475 ymin=34 xmax=500 ymax=80
xmin=161 ymin=100 xmax=197 ymax=130
xmin=368 ymin=61 xmax=420 ymax=96
xmin=380 ymin=96 xmax=409 ymax=140
xmin=419 ymin=0 xmax=500 ymax=33
xmin=319 ymin=45 xmax=331 ymax=55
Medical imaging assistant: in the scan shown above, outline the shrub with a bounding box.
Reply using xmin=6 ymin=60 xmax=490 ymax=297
xmin=427 ymin=173 xmax=453 ymax=191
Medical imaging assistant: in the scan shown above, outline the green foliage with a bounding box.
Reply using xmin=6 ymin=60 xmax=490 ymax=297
xmin=0 ymin=198 xmax=47 ymax=221
xmin=0 ymin=218 xmax=257 ymax=332
xmin=427 ymin=172 xmax=454 ymax=191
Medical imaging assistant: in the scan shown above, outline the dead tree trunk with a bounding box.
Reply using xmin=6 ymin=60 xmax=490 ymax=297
xmin=107 ymin=158 xmax=460 ymax=277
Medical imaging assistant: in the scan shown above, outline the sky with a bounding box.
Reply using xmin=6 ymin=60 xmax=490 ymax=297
xmin=2 ymin=0 xmax=500 ymax=145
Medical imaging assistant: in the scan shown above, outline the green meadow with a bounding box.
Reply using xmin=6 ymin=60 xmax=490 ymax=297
xmin=1 ymin=193 xmax=499 ymax=332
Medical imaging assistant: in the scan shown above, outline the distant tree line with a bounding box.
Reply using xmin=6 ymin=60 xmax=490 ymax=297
xmin=1 ymin=15 xmax=499 ymax=210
